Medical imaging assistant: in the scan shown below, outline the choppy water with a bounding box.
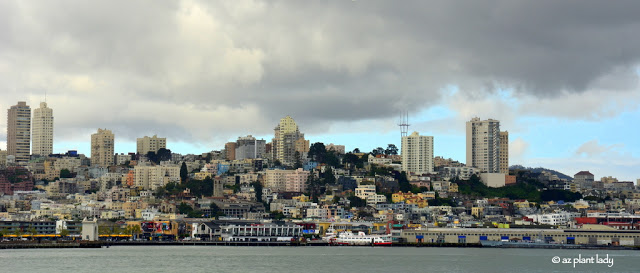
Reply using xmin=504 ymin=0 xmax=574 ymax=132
xmin=1 ymin=246 xmax=638 ymax=272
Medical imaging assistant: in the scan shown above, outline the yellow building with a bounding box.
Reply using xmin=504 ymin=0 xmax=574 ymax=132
xmin=448 ymin=183 xmax=459 ymax=193
xmin=472 ymin=207 xmax=484 ymax=218
xmin=194 ymin=172 xmax=213 ymax=180
xmin=293 ymin=194 xmax=310 ymax=202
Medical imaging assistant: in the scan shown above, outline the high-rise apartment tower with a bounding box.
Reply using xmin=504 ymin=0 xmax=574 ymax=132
xmin=32 ymin=102 xmax=54 ymax=156
xmin=466 ymin=117 xmax=508 ymax=173
xmin=91 ymin=129 xmax=114 ymax=167
xmin=7 ymin=102 xmax=31 ymax=163
xmin=401 ymin=131 xmax=434 ymax=175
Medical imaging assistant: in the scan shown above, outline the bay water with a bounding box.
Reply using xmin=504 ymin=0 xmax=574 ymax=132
xmin=1 ymin=246 xmax=638 ymax=272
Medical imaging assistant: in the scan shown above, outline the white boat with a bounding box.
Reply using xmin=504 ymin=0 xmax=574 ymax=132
xmin=332 ymin=231 xmax=392 ymax=246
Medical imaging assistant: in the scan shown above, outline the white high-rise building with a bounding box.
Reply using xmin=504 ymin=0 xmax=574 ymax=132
xmin=32 ymin=102 xmax=54 ymax=156
xmin=401 ymin=131 xmax=434 ymax=175
xmin=466 ymin=117 xmax=505 ymax=173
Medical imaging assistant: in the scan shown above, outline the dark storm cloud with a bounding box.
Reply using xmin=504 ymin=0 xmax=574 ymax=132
xmin=1 ymin=0 xmax=639 ymax=149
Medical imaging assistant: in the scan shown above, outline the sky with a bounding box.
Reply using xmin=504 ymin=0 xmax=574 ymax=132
xmin=0 ymin=1 xmax=639 ymax=181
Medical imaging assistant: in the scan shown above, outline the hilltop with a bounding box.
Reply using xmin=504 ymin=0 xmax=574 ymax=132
xmin=509 ymin=165 xmax=573 ymax=181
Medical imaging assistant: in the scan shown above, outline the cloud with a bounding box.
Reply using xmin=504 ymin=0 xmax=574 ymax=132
xmin=1 ymin=0 xmax=640 ymax=153
xmin=575 ymin=139 xmax=625 ymax=158
xmin=510 ymin=137 xmax=530 ymax=162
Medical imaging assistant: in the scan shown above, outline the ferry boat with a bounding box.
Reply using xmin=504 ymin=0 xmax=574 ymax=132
xmin=331 ymin=231 xmax=392 ymax=246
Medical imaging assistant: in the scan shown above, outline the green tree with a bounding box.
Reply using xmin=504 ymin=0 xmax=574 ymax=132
xmin=271 ymin=211 xmax=286 ymax=220
xmin=343 ymin=152 xmax=359 ymax=168
xmin=146 ymin=151 xmax=159 ymax=164
xmin=395 ymin=171 xmax=411 ymax=193
xmin=210 ymin=202 xmax=225 ymax=219
xmin=59 ymin=229 xmax=70 ymax=238
xmin=178 ymin=202 xmax=193 ymax=214
xmin=352 ymin=148 xmax=360 ymax=153
xmin=59 ymin=169 xmax=73 ymax=179
xmin=293 ymin=151 xmax=303 ymax=169
xmin=324 ymin=151 xmax=340 ymax=168
xmin=27 ymin=226 xmax=37 ymax=238
xmin=357 ymin=210 xmax=373 ymax=218
xmin=308 ymin=142 xmax=327 ymax=163
xmin=14 ymin=228 xmax=23 ymax=238
xmin=348 ymin=196 xmax=367 ymax=208
xmin=384 ymin=144 xmax=398 ymax=155
xmin=251 ymin=181 xmax=263 ymax=202
xmin=322 ymin=168 xmax=336 ymax=184
xmin=180 ymin=162 xmax=188 ymax=183
xmin=156 ymin=148 xmax=172 ymax=162
xmin=371 ymin=147 xmax=385 ymax=156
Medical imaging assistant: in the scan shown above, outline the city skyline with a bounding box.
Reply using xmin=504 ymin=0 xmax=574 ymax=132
xmin=0 ymin=1 xmax=639 ymax=180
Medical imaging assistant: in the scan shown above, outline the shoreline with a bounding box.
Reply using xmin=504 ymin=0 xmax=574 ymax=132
xmin=2 ymin=241 xmax=638 ymax=250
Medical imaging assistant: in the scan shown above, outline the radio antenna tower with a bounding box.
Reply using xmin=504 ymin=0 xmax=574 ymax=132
xmin=398 ymin=111 xmax=410 ymax=137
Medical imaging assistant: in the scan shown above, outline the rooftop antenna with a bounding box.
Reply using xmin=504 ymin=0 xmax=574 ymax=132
xmin=398 ymin=111 xmax=410 ymax=137
xmin=44 ymin=90 xmax=47 ymax=103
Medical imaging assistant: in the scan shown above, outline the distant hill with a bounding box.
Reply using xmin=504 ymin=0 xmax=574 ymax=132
xmin=509 ymin=165 xmax=573 ymax=181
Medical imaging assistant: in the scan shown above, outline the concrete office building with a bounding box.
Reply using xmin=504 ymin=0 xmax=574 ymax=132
xmin=401 ymin=131 xmax=434 ymax=175
xmin=466 ymin=117 xmax=506 ymax=173
xmin=32 ymin=102 xmax=54 ymax=156
xmin=91 ymin=129 xmax=114 ymax=167
xmin=136 ymin=135 xmax=166 ymax=154
xmin=7 ymin=102 xmax=31 ymax=163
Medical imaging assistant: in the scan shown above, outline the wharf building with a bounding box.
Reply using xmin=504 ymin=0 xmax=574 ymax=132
xmin=32 ymin=102 xmax=54 ymax=156
xmin=7 ymin=102 xmax=31 ymax=163
xmin=402 ymin=227 xmax=640 ymax=246
xmin=190 ymin=221 xmax=304 ymax=242
xmin=221 ymin=223 xmax=303 ymax=242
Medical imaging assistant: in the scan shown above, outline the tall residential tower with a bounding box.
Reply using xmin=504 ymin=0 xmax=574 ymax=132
xmin=272 ymin=116 xmax=307 ymax=166
xmin=401 ymin=131 xmax=434 ymax=175
xmin=91 ymin=129 xmax=115 ymax=167
xmin=32 ymin=102 xmax=54 ymax=156
xmin=499 ymin=131 xmax=509 ymax=174
xmin=466 ymin=117 xmax=508 ymax=173
xmin=7 ymin=102 xmax=31 ymax=163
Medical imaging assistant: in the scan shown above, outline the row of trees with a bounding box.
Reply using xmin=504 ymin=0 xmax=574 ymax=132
xmin=351 ymin=144 xmax=398 ymax=156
